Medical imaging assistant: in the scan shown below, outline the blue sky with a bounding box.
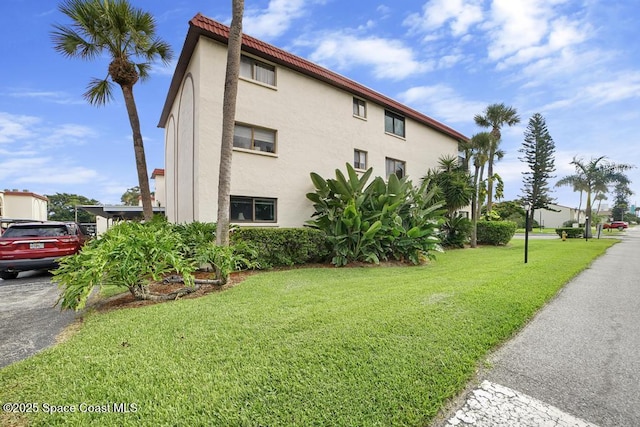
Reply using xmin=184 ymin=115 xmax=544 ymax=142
xmin=1 ymin=1 xmax=639 ymax=213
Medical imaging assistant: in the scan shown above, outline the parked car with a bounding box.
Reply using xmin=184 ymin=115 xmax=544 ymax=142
xmin=0 ymin=221 xmax=88 ymax=280
xmin=603 ymin=221 xmax=628 ymax=230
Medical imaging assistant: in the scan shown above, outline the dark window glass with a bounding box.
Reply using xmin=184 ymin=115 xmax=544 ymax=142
xmin=384 ymin=110 xmax=405 ymax=137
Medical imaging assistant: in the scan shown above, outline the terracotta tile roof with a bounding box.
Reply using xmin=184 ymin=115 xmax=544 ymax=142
xmin=151 ymin=168 xmax=165 ymax=178
xmin=159 ymin=13 xmax=468 ymax=142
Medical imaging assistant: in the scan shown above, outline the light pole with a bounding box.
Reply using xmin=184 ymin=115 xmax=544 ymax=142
xmin=524 ymin=202 xmax=531 ymax=264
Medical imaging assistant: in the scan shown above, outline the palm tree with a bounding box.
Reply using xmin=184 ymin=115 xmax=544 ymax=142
xmin=52 ymin=0 xmax=172 ymax=221
xmin=555 ymin=175 xmax=589 ymax=224
xmin=423 ymin=155 xmax=473 ymax=218
xmin=556 ymin=156 xmax=634 ymax=237
xmin=216 ymin=0 xmax=245 ymax=247
xmin=467 ymin=132 xmax=491 ymax=247
xmin=474 ymin=103 xmax=520 ymax=215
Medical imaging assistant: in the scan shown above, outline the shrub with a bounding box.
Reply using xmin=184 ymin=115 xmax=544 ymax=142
xmin=232 ymin=228 xmax=330 ymax=268
xmin=555 ymin=227 xmax=584 ymax=238
xmin=476 ymin=220 xmax=517 ymax=245
xmin=306 ymin=163 xmax=444 ymax=266
xmin=441 ymin=215 xmax=472 ymax=248
xmin=54 ymin=220 xmax=195 ymax=310
xmin=172 ymin=221 xmax=217 ymax=259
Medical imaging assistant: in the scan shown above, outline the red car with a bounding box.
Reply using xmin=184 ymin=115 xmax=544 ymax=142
xmin=0 ymin=221 xmax=88 ymax=280
xmin=603 ymin=221 xmax=628 ymax=230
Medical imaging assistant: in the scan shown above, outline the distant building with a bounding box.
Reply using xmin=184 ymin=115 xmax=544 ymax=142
xmin=536 ymin=203 xmax=584 ymax=228
xmin=0 ymin=190 xmax=48 ymax=223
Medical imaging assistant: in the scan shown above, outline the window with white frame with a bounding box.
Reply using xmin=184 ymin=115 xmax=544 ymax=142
xmin=384 ymin=110 xmax=405 ymax=137
xmin=240 ymin=55 xmax=276 ymax=86
xmin=385 ymin=157 xmax=406 ymax=179
xmin=354 ymin=149 xmax=367 ymax=170
xmin=353 ymin=97 xmax=366 ymax=118
xmin=230 ymin=196 xmax=277 ymax=223
xmin=233 ymin=124 xmax=277 ymax=153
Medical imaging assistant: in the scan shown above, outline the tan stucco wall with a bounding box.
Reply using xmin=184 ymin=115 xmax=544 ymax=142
xmin=1 ymin=192 xmax=48 ymax=221
xmin=163 ymin=37 xmax=459 ymax=227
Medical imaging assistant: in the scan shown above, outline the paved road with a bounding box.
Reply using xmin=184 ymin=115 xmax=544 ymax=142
xmin=442 ymin=227 xmax=640 ymax=426
xmin=0 ymin=271 xmax=77 ymax=368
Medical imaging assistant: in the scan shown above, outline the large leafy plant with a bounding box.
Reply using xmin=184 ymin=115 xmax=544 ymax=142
xmin=306 ymin=163 xmax=444 ymax=266
xmin=54 ymin=220 xmax=195 ymax=310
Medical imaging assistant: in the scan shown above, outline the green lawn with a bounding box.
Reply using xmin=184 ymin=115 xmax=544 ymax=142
xmin=0 ymin=238 xmax=616 ymax=426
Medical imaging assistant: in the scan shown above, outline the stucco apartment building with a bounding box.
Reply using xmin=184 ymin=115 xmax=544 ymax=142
xmin=158 ymin=14 xmax=468 ymax=227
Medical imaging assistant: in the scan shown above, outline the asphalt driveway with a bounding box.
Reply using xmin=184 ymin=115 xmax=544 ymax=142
xmin=0 ymin=271 xmax=77 ymax=368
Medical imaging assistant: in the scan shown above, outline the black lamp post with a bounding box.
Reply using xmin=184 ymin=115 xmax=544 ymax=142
xmin=524 ymin=202 xmax=531 ymax=264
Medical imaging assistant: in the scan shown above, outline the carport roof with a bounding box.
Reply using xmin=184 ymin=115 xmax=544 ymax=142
xmin=78 ymin=205 xmax=165 ymax=220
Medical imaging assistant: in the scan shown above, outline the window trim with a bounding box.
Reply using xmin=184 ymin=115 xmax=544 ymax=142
xmin=233 ymin=123 xmax=277 ymax=154
xmin=354 ymin=149 xmax=368 ymax=170
xmin=385 ymin=157 xmax=406 ymax=179
xmin=239 ymin=54 xmax=277 ymax=87
xmin=353 ymin=97 xmax=367 ymax=119
xmin=230 ymin=196 xmax=277 ymax=223
xmin=384 ymin=110 xmax=406 ymax=138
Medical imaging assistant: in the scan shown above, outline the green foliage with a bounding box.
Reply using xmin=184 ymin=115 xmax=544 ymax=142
xmin=519 ymin=113 xmax=557 ymax=210
xmin=54 ymin=221 xmax=195 ymax=311
xmin=120 ymin=186 xmax=141 ymax=206
xmin=555 ymin=227 xmax=584 ymax=238
xmin=441 ymin=215 xmax=472 ymax=248
xmin=45 ymin=192 xmax=100 ymax=223
xmin=231 ymin=228 xmax=330 ymax=268
xmin=172 ymin=221 xmax=218 ymax=259
xmin=194 ymin=243 xmax=258 ymax=279
xmin=307 ymin=163 xmax=444 ymax=266
xmin=476 ymin=220 xmax=517 ymax=245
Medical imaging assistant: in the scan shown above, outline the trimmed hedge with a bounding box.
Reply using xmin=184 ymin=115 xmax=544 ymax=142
xmin=232 ymin=228 xmax=330 ymax=268
xmin=555 ymin=227 xmax=584 ymax=238
xmin=476 ymin=221 xmax=517 ymax=245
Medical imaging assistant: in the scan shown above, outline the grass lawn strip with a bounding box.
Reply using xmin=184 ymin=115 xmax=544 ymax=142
xmin=0 ymin=238 xmax=616 ymax=426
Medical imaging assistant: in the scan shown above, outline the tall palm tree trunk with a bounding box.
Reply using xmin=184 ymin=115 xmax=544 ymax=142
xmin=486 ymin=151 xmax=495 ymax=214
xmin=121 ymin=85 xmax=153 ymax=221
xmin=216 ymin=0 xmax=244 ymax=246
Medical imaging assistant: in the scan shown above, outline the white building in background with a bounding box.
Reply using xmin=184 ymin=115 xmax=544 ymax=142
xmin=536 ymin=203 xmax=584 ymax=228
xmin=0 ymin=190 xmax=48 ymax=222
xmin=158 ymin=14 xmax=468 ymax=227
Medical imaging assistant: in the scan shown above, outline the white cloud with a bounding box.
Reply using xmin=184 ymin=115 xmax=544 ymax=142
xmin=484 ymin=0 xmax=591 ymax=70
xmin=305 ymin=32 xmax=431 ymax=80
xmin=8 ymin=90 xmax=83 ymax=105
xmin=0 ymin=112 xmax=41 ymax=143
xmin=398 ymin=84 xmax=486 ymax=124
xmin=404 ymin=0 xmax=484 ymax=37
xmin=243 ymin=0 xmax=308 ymax=39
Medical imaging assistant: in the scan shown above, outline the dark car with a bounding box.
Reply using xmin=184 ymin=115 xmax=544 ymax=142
xmin=0 ymin=221 xmax=87 ymax=280
xmin=603 ymin=221 xmax=629 ymax=230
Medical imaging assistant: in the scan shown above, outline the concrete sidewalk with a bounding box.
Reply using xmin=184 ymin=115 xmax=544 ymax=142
xmin=441 ymin=227 xmax=640 ymax=426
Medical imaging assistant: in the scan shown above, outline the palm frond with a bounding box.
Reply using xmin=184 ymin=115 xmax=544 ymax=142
xmin=83 ymin=77 xmax=115 ymax=106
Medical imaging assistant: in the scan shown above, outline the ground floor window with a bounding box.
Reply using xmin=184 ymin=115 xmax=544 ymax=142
xmin=230 ymin=196 xmax=277 ymax=223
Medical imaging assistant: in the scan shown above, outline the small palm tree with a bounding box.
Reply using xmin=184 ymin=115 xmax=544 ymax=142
xmin=556 ymin=156 xmax=634 ymax=237
xmin=474 ymin=103 xmax=520 ymax=214
xmin=52 ymin=0 xmax=173 ymax=221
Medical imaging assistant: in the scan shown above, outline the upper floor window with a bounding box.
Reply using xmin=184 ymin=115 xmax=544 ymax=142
xmin=233 ymin=124 xmax=276 ymax=153
xmin=230 ymin=196 xmax=277 ymax=223
xmin=386 ymin=157 xmax=406 ymax=179
xmin=240 ymin=55 xmax=276 ymax=86
xmin=353 ymin=97 xmax=366 ymax=118
xmin=354 ymin=149 xmax=367 ymax=170
xmin=385 ymin=110 xmax=405 ymax=137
